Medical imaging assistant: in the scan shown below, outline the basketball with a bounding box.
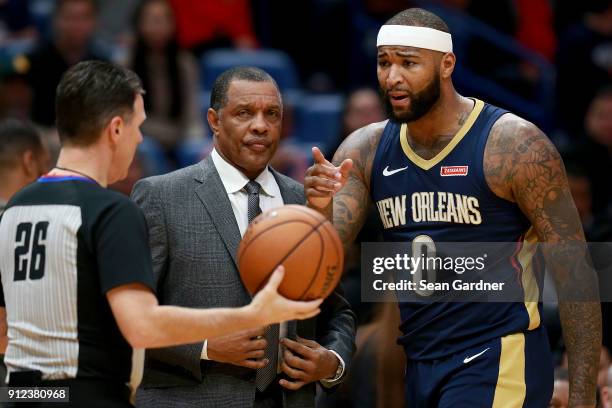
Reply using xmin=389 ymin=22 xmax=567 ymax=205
xmin=237 ymin=204 xmax=343 ymax=300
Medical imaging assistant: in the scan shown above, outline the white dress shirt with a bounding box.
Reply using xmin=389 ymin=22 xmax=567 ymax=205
xmin=201 ymin=149 xmax=345 ymax=384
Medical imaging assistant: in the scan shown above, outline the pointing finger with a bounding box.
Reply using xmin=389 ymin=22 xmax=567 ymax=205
xmin=312 ymin=147 xmax=329 ymax=165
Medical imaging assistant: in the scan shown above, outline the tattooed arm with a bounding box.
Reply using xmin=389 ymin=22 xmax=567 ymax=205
xmin=305 ymin=121 xmax=385 ymax=249
xmin=485 ymin=114 xmax=601 ymax=408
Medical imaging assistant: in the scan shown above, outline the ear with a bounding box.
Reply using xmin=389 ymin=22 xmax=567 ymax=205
xmin=207 ymin=108 xmax=221 ymax=138
xmin=440 ymin=52 xmax=456 ymax=80
xmin=21 ymin=150 xmax=38 ymax=179
xmin=108 ymin=116 xmax=124 ymax=147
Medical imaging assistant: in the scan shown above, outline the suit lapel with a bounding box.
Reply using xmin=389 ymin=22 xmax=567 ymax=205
xmin=192 ymin=165 xmax=305 ymax=283
xmin=271 ymin=169 xmax=304 ymax=205
xmin=194 ymin=156 xmax=242 ymax=267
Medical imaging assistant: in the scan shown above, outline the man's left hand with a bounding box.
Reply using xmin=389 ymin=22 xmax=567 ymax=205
xmin=278 ymin=336 xmax=340 ymax=390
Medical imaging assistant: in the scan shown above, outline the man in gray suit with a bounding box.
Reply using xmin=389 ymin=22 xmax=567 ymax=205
xmin=132 ymin=67 xmax=356 ymax=407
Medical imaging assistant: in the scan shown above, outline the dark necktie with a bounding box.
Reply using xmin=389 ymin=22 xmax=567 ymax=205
xmin=244 ymin=181 xmax=280 ymax=391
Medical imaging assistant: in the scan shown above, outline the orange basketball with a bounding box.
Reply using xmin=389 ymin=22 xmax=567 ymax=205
xmin=238 ymin=204 xmax=343 ymax=300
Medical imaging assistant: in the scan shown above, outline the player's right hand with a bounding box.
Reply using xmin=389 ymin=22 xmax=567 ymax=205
xmin=207 ymin=327 xmax=269 ymax=369
xmin=250 ymin=266 xmax=322 ymax=325
xmin=304 ymin=147 xmax=353 ymax=209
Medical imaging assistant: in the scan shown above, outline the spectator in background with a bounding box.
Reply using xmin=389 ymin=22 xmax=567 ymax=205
xmin=0 ymin=61 xmax=32 ymax=120
xmin=329 ymin=88 xmax=385 ymax=155
xmin=555 ymin=0 xmax=612 ymax=137
xmin=550 ymin=368 xmax=570 ymax=408
xmin=603 ymin=365 xmax=612 ymax=408
xmin=93 ymin=0 xmax=141 ymax=55
xmin=0 ymin=0 xmax=38 ymax=40
xmin=572 ymin=86 xmax=612 ymax=217
xmin=564 ymin=161 xmax=594 ymax=235
xmin=24 ymin=0 xmax=107 ymax=128
xmin=129 ymin=0 xmax=205 ymax=156
xmin=168 ymin=0 xmax=257 ymax=55
xmin=0 ymin=118 xmax=49 ymax=213
xmin=341 ymin=88 xmax=385 ymax=137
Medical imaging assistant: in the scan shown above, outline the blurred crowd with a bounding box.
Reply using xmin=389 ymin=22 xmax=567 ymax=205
xmin=0 ymin=0 xmax=610 ymax=407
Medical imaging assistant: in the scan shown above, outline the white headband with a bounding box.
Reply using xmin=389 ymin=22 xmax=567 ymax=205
xmin=376 ymin=25 xmax=453 ymax=53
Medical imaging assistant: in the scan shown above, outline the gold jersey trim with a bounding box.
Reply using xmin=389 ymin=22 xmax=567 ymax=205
xmin=517 ymin=227 xmax=541 ymax=330
xmin=492 ymin=333 xmax=527 ymax=408
xmin=399 ymin=98 xmax=485 ymax=170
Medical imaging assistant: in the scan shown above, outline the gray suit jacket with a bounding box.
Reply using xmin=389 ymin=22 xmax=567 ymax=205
xmin=131 ymin=156 xmax=355 ymax=408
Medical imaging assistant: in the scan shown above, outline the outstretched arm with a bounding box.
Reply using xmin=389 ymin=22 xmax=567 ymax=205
xmin=485 ymin=115 xmax=601 ymax=408
xmin=305 ymin=122 xmax=385 ymax=250
xmin=108 ymin=266 xmax=322 ymax=349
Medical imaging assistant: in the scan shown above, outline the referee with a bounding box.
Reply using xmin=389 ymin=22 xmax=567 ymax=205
xmin=0 ymin=61 xmax=321 ymax=407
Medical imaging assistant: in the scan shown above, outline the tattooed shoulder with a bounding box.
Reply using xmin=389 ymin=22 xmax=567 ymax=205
xmin=484 ymin=113 xmax=583 ymax=243
xmin=483 ymin=113 xmax=559 ymax=202
xmin=332 ymin=120 xmax=386 ymax=189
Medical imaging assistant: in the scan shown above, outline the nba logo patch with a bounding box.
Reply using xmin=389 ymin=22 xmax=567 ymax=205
xmin=440 ymin=166 xmax=469 ymax=176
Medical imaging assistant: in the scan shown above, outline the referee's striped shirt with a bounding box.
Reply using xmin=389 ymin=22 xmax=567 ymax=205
xmin=0 ymin=175 xmax=154 ymax=386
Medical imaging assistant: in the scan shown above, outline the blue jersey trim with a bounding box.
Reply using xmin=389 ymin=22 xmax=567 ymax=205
xmin=38 ymin=176 xmax=96 ymax=184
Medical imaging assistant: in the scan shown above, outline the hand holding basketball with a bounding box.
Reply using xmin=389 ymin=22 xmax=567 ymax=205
xmin=305 ymin=147 xmax=353 ymax=209
xmin=249 ymin=266 xmax=323 ymax=326
xmin=238 ymin=205 xmax=344 ymax=301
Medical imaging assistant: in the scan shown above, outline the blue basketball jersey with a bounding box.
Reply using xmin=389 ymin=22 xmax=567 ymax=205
xmin=370 ymin=99 xmax=544 ymax=361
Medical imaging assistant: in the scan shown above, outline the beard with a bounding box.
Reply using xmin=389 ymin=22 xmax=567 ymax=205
xmin=381 ymin=72 xmax=441 ymax=123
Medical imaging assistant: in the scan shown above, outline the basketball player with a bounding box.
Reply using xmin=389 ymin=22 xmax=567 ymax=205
xmin=305 ymin=8 xmax=602 ymax=408
xmin=0 ymin=61 xmax=322 ymax=407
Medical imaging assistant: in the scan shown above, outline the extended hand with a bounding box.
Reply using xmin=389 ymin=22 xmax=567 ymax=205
xmin=250 ymin=266 xmax=322 ymax=325
xmin=278 ymin=336 xmax=340 ymax=390
xmin=304 ymin=147 xmax=353 ymax=209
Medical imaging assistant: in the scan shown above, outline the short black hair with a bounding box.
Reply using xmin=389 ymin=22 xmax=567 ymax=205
xmin=209 ymin=66 xmax=280 ymax=111
xmin=0 ymin=119 xmax=44 ymax=170
xmin=385 ymin=8 xmax=450 ymax=33
xmin=55 ymin=60 xmax=144 ymax=146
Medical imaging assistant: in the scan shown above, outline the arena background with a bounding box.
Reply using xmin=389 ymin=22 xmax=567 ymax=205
xmin=0 ymin=0 xmax=610 ymax=406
